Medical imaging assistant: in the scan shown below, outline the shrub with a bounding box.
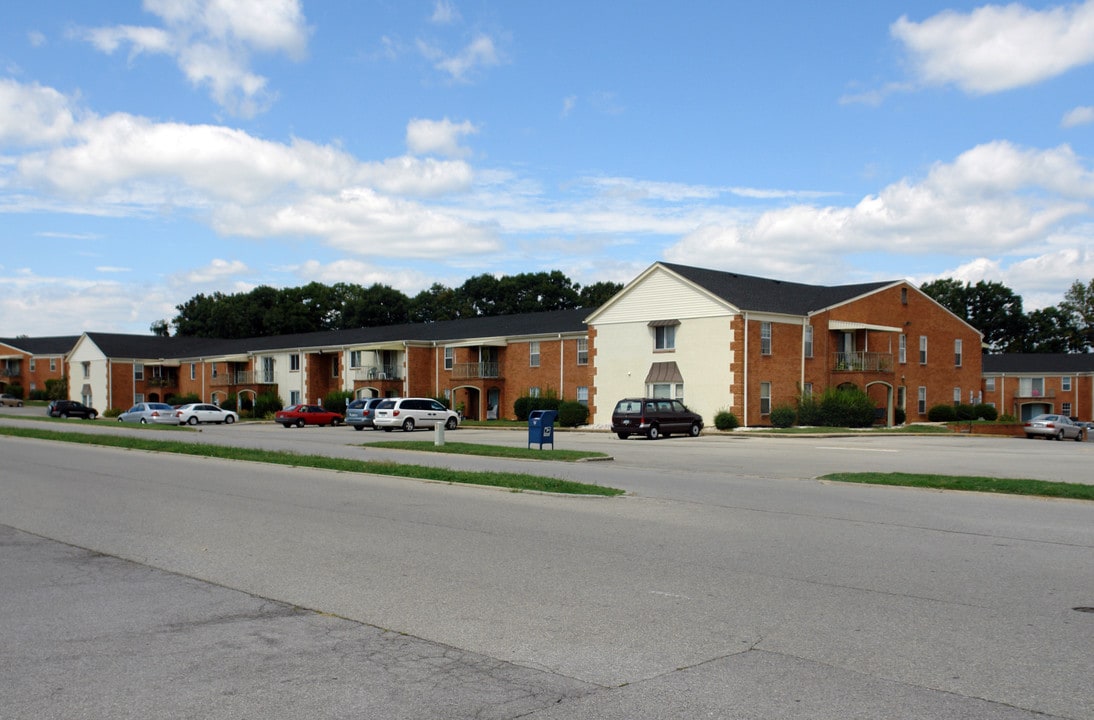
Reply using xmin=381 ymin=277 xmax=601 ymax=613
xmin=45 ymin=378 xmax=67 ymax=401
xmin=5 ymin=384 xmax=24 ymax=399
xmin=253 ymin=391 xmax=285 ymax=419
xmin=973 ymin=403 xmax=998 ymax=421
xmin=29 ymin=389 xmax=49 ymax=401
xmin=513 ymin=395 xmax=561 ymax=421
xmin=796 ymin=392 xmax=821 ymax=426
xmin=167 ymin=392 xmax=201 ymax=406
xmin=714 ymin=410 xmax=739 ymax=431
xmin=770 ymin=404 xmax=796 ymax=428
xmin=954 ymin=403 xmax=977 ymax=421
xmin=894 ymin=407 xmax=906 ymax=425
xmin=927 ymin=404 xmax=957 ymax=422
xmin=817 ymin=386 xmax=876 ymax=428
xmin=999 ymin=413 xmax=1017 ymax=423
xmin=558 ymin=400 xmax=589 ymax=427
xmin=324 ymin=390 xmax=354 ymax=411
xmin=103 ymin=407 xmax=122 ymax=418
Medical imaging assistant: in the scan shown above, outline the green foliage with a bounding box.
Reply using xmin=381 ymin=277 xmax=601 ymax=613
xmin=45 ymin=378 xmax=67 ymax=401
xmin=954 ymin=403 xmax=977 ymax=421
xmin=103 ymin=407 xmax=122 ymax=418
xmin=815 ymin=386 xmax=877 ymax=428
xmin=973 ymin=403 xmax=998 ymax=421
xmin=323 ymin=390 xmax=354 ymax=411
xmin=513 ymin=395 xmax=561 ymax=422
xmin=927 ymin=404 xmax=957 ymax=422
xmin=4 ymin=384 xmax=24 ymax=399
xmin=557 ymin=400 xmax=589 ymax=427
xmin=894 ymin=407 xmax=906 ymax=425
xmin=167 ymin=392 xmax=201 ymax=406
xmin=29 ymin=389 xmax=50 ymax=401
xmin=253 ymin=391 xmax=285 ymax=419
xmin=999 ymin=413 xmax=1017 ymax=423
xmin=770 ymin=404 xmax=796 ymax=428
xmin=714 ymin=410 xmax=739 ymax=431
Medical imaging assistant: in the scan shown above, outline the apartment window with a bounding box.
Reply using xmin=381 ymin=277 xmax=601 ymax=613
xmin=1018 ymin=377 xmax=1044 ymax=397
xmin=899 ymin=334 xmax=907 ymax=364
xmin=759 ymin=382 xmax=771 ymax=415
xmin=577 ymin=338 xmax=588 ymax=365
xmin=654 ymin=324 xmax=676 ymax=351
xmin=134 ymin=393 xmax=144 ymax=404
xmin=82 ymin=362 xmax=90 ymax=378
xmin=954 ymin=339 xmax=963 ymax=367
xmin=290 ymin=390 xmax=301 ymax=405
xmin=760 ymin=322 xmax=772 ymax=355
xmin=29 ymin=358 xmax=35 ymax=372
xmin=901 ymin=287 xmax=908 ymax=305
xmin=953 ymin=387 xmax=961 ymax=406
xmin=985 ymin=377 xmax=996 ymax=392
xmin=577 ymin=386 xmax=589 ymax=405
xmin=290 ymin=354 xmax=300 ymax=372
xmin=529 ymin=341 xmax=540 ymax=367
xmin=261 ymin=357 xmax=275 ymax=383
xmin=331 ymin=358 xmax=339 ymax=378
xmin=211 ymin=363 xmax=218 ymax=379
xmin=803 ymin=325 xmax=813 ymax=358
xmin=190 ymin=363 xmax=196 ymax=381
xmin=50 ymin=358 xmax=57 ymax=372
xmin=897 ymin=386 xmax=906 ymax=411
xmin=134 ymin=363 xmax=144 ymax=381
xmin=918 ymin=387 xmax=927 ymax=415
xmin=529 ymin=387 xmax=541 ymax=398
xmin=444 ymin=347 xmax=454 ymax=370
xmin=350 ymin=351 xmax=362 ymax=369
xmin=1062 ymin=377 xmax=1072 ymax=391
xmin=802 ymin=382 xmax=813 ymax=398
xmin=1062 ymin=402 xmax=1072 ymax=417
xmin=919 ymin=336 xmax=928 ymax=364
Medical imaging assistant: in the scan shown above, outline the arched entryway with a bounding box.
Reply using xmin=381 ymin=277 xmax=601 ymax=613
xmin=864 ymin=380 xmax=895 ymax=427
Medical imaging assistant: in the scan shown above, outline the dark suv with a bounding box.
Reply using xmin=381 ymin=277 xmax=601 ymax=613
xmin=611 ymin=398 xmax=703 ymax=440
xmin=47 ymin=400 xmax=99 ymax=420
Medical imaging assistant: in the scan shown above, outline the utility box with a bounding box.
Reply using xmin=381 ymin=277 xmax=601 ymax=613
xmin=527 ymin=410 xmax=558 ymax=449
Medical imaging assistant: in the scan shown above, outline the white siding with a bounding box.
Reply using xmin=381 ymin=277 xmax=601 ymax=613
xmin=593 ymin=267 xmax=730 ymax=325
xmin=67 ymin=337 xmax=109 ymax=408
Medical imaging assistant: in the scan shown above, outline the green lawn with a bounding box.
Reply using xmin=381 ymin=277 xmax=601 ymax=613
xmin=0 ymin=426 xmax=624 ymax=496
xmin=822 ymin=472 xmax=1094 ymax=501
xmin=367 ymin=440 xmax=610 ymax=462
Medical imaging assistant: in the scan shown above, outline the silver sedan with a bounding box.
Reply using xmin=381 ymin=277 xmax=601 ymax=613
xmin=1023 ymin=414 xmax=1084 ymax=441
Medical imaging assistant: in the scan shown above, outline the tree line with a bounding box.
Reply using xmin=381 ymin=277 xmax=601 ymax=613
xmin=157 ymin=271 xmax=623 ymax=339
xmin=920 ymin=278 xmax=1094 ymax=353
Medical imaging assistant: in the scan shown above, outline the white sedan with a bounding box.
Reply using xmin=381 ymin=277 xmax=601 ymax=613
xmin=174 ymin=403 xmax=239 ymax=426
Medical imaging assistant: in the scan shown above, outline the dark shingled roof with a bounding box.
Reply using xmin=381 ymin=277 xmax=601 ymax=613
xmin=659 ymin=262 xmax=896 ymax=315
xmin=0 ymin=336 xmax=80 ymax=355
xmin=77 ymin=308 xmax=591 ymax=359
xmin=983 ymin=353 xmax=1094 ymax=374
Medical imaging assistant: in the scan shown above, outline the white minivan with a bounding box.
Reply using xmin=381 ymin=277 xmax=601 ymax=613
xmin=373 ymin=398 xmax=460 ymax=432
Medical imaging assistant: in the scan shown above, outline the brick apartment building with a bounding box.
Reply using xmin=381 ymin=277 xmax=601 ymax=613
xmin=982 ymin=354 xmax=1094 ymax=422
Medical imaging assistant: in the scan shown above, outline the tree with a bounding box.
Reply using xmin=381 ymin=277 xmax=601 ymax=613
xmin=1060 ymin=279 xmax=1094 ymax=352
xmin=1021 ymin=306 xmax=1081 ymax=353
xmin=339 ymin=283 xmax=411 ymax=328
xmin=920 ymin=278 xmax=1027 ymax=352
xmin=578 ymin=280 xmax=623 ymax=308
xmin=149 ymin=319 xmax=171 ymax=337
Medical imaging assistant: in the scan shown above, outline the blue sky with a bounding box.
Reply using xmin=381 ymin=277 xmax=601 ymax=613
xmin=2 ymin=0 xmax=1094 ymax=336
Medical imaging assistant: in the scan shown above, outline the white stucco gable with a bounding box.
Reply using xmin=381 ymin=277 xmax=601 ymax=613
xmin=585 ymin=263 xmax=736 ymax=325
xmin=67 ymin=334 xmax=108 ymax=406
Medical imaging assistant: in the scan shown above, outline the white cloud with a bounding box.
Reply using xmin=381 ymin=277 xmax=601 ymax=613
xmin=27 ymin=31 xmax=46 ymax=48
xmin=892 ymin=0 xmax=1094 ymax=93
xmin=0 ymin=79 xmax=78 ymax=146
xmin=406 ymin=117 xmax=479 ymax=158
xmin=429 ymin=0 xmax=460 ymax=25
xmin=172 ymin=258 xmax=249 ymax=285
xmin=561 ymin=95 xmax=576 ymax=117
xmin=78 ymin=0 xmax=310 ymax=116
xmin=420 ymin=33 xmax=501 ymax=82
xmin=291 ymin=259 xmax=439 ymax=294
xmin=1063 ymin=106 xmax=1094 ymax=128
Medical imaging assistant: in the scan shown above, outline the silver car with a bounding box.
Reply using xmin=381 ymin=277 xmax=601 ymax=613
xmin=346 ymin=397 xmax=387 ymax=431
xmin=117 ymin=402 xmax=177 ymax=424
xmin=1023 ymin=414 xmax=1084 ymax=441
xmin=374 ymin=398 xmax=459 ymax=432
xmin=1 ymin=393 xmax=24 ymax=407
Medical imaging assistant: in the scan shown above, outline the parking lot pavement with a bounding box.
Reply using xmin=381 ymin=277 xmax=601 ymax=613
xmin=1 ymin=524 xmax=598 ymax=720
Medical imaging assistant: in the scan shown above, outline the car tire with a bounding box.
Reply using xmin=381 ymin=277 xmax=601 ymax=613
xmin=383 ymin=427 xmax=393 ymax=432
xmin=689 ymin=422 xmax=701 ymax=437
xmin=1075 ymin=432 xmax=1083 ymax=442
xmin=402 ymin=418 xmax=415 ymax=432
xmin=296 ymin=419 xmax=306 ymax=429
xmin=647 ymin=425 xmax=660 ymax=440
xmin=139 ymin=418 xmax=147 ymax=424
xmin=332 ymin=418 xmax=341 ymax=426
xmin=187 ymin=416 xmax=199 ymax=426
xmin=445 ymin=417 xmax=458 ymax=430
xmin=61 ymin=412 xmax=69 ymax=418
xmin=225 ymin=415 xmax=235 ymax=424
xmin=1056 ymin=430 xmax=1064 ymax=441
xmin=353 ymin=424 xmax=364 ymax=431
xmin=616 ymin=432 xmax=629 ymax=439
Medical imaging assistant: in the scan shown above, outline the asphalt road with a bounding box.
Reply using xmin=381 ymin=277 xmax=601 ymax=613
xmin=2 ymin=414 xmax=1093 ymax=718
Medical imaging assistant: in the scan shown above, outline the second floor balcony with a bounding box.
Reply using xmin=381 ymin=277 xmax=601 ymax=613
xmin=451 ymin=362 xmax=500 ymax=379
xmin=352 ymin=365 xmax=403 ymax=381
xmin=211 ymin=371 xmax=276 ymax=386
xmin=832 ymin=352 xmax=894 ymax=373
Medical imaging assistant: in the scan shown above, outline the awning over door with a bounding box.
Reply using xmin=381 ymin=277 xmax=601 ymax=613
xmin=829 ymin=320 xmax=902 ymax=333
xmin=645 ymin=361 xmax=683 ymax=384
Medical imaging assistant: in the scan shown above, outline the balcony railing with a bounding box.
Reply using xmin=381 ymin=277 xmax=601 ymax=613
xmin=451 ymin=362 xmax=500 ymax=379
xmin=210 ymin=371 xmax=276 ymax=386
xmin=832 ymin=352 xmax=893 ymax=373
xmin=351 ymin=365 xmax=402 ymax=381
xmin=1 ymin=367 xmax=23 ymax=378
xmin=1014 ymin=389 xmax=1056 ymax=400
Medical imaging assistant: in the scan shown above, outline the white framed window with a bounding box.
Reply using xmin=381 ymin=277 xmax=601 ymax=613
xmin=761 ymin=322 xmax=772 ymax=355
xmin=954 ymin=339 xmax=963 ymax=367
xmin=50 ymin=358 xmax=57 ymax=372
xmin=134 ymin=363 xmax=144 ymax=381
xmin=897 ymin=386 xmax=906 ymax=410
xmin=654 ymin=325 xmax=676 ymax=351
xmin=899 ymin=334 xmax=907 ymax=364
xmin=1019 ymin=377 xmax=1044 ymax=397
xmin=919 ymin=336 xmax=928 ymax=364
xmin=82 ymin=362 xmax=90 ymax=379
xmin=1062 ymin=402 xmax=1072 ymax=417
xmin=29 ymin=358 xmax=35 ymax=372
xmin=577 ymin=386 xmax=589 ymax=405
xmin=350 ymin=351 xmax=362 ymax=369
xmin=803 ymin=325 xmax=813 ymax=358
xmin=444 ymin=347 xmax=454 ymax=370
xmin=190 ymin=363 xmax=196 ymax=381
xmin=802 ymin=382 xmax=813 ymax=398
xmin=290 ymin=354 xmax=300 ymax=372
xmin=529 ymin=341 xmax=540 ymax=367
xmin=953 ymin=387 xmax=961 ymax=406
xmin=759 ymin=382 xmax=771 ymax=415
xmin=1062 ymin=377 xmax=1072 ymax=391
xmin=985 ymin=377 xmax=996 ymax=392
xmin=529 ymin=387 xmax=541 ymax=398
xmin=211 ymin=363 xmax=218 ymax=379
xmin=261 ymin=357 xmax=275 ymax=383
xmin=918 ymin=387 xmax=927 ymax=414
xmin=290 ymin=390 xmax=301 ymax=405
xmin=134 ymin=393 xmax=144 ymax=404
xmin=577 ymin=338 xmax=588 ymax=365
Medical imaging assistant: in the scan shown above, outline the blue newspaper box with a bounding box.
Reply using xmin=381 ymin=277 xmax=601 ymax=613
xmin=527 ymin=410 xmax=558 ymax=449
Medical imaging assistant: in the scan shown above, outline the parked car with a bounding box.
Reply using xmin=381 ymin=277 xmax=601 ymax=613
xmin=611 ymin=397 xmax=703 ymax=440
xmin=346 ymin=397 xmax=387 ymax=431
xmin=373 ymin=398 xmax=459 ymax=432
xmin=1 ymin=393 xmax=24 ymax=407
xmin=47 ymin=400 xmax=99 ymax=420
xmin=1023 ymin=414 xmax=1084 ymax=441
xmin=173 ymin=403 xmax=239 ymax=426
xmin=117 ymin=402 xmax=177 ymax=424
xmin=274 ymin=404 xmax=344 ymax=428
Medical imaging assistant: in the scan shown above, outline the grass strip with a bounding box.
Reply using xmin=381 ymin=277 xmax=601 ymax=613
xmin=822 ymin=472 xmax=1094 ymax=501
xmin=0 ymin=426 xmax=624 ymax=496
xmin=368 ymin=440 xmax=609 ymax=462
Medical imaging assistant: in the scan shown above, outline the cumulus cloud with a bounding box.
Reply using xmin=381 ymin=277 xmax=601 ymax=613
xmin=892 ymin=0 xmax=1094 ymax=93
xmin=406 ymin=117 xmax=479 ymax=158
xmin=419 ymin=33 xmax=501 ymax=82
xmin=1063 ymin=106 xmax=1094 ymax=128
xmin=77 ymin=0 xmax=310 ymax=116
xmin=173 ymin=258 xmax=250 ymax=285
xmin=429 ymin=0 xmax=460 ymax=25
xmin=0 ymin=79 xmax=78 ymax=145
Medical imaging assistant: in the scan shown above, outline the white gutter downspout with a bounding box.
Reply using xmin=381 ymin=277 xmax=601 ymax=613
xmin=800 ymin=319 xmax=807 ymax=394
xmin=742 ymin=312 xmax=749 ymax=425
xmin=558 ymin=333 xmax=564 ymax=400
